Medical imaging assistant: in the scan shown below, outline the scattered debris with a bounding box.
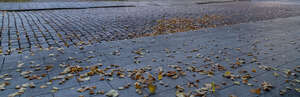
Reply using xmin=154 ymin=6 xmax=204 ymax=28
xmin=105 ymin=89 xmax=119 ymax=97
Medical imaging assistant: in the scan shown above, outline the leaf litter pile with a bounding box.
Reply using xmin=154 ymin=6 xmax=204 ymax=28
xmin=129 ymin=15 xmax=223 ymax=38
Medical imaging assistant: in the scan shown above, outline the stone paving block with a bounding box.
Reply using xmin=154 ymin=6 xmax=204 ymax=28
xmin=117 ymin=86 xmax=147 ymax=97
xmin=249 ymin=71 xmax=287 ymax=87
xmin=207 ymin=84 xmax=254 ymax=97
xmin=48 ymin=75 xmax=81 ymax=90
xmin=102 ymin=56 xmax=136 ymax=67
xmin=205 ymin=70 xmax=296 ymax=97
xmin=261 ymin=83 xmax=300 ymax=97
xmin=0 ymin=89 xmax=21 ymax=97
xmin=191 ymin=73 xmax=235 ymax=90
xmin=151 ymin=74 xmax=189 ymax=93
xmin=150 ymin=84 xmax=196 ymax=97
xmin=53 ymin=86 xmax=91 ymax=97
xmin=107 ymin=77 xmax=148 ymax=97
xmin=107 ymin=77 xmax=134 ymax=89
xmin=55 ymin=80 xmax=112 ymax=97
xmin=19 ymin=82 xmax=53 ymax=97
xmin=256 ymin=54 xmax=290 ymax=67
xmin=0 ymin=55 xmax=4 ymax=72
xmin=2 ymin=54 xmax=23 ymax=70
xmin=0 ymin=69 xmax=48 ymax=89
xmin=275 ymin=58 xmax=300 ymax=71
xmin=27 ymin=93 xmax=54 ymax=97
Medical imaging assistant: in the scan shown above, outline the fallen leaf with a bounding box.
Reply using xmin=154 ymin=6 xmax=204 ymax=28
xmin=280 ymin=89 xmax=286 ymax=95
xmin=223 ymin=71 xmax=231 ymax=78
xmin=51 ymin=87 xmax=59 ymax=93
xmin=273 ymin=72 xmax=279 ymax=77
xmin=252 ymin=69 xmax=256 ymax=73
xmin=105 ymin=89 xmax=119 ymax=97
xmin=158 ymin=72 xmax=163 ymax=80
xmin=234 ymin=81 xmax=240 ymax=85
xmin=261 ymin=81 xmax=273 ymax=91
xmin=250 ymin=88 xmax=261 ymax=95
xmin=148 ymin=83 xmax=156 ymax=94
xmin=295 ymin=88 xmax=300 ymax=93
xmin=211 ymin=82 xmax=216 ymax=93
xmin=176 ymin=92 xmax=185 ymax=97
xmin=135 ymin=82 xmax=142 ymax=89
xmin=229 ymin=94 xmax=237 ymax=97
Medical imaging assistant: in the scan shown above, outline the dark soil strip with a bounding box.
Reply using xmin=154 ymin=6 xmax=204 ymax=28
xmin=1 ymin=5 xmax=136 ymax=12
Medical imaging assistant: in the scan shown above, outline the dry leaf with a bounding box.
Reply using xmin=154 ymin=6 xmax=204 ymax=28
xmin=229 ymin=94 xmax=237 ymax=97
xmin=250 ymin=88 xmax=261 ymax=95
xmin=158 ymin=73 xmax=163 ymax=80
xmin=0 ymin=82 xmax=7 ymax=91
xmin=40 ymin=85 xmax=47 ymax=89
xmin=280 ymin=90 xmax=286 ymax=95
xmin=261 ymin=82 xmax=273 ymax=91
xmin=234 ymin=81 xmax=240 ymax=85
xmin=252 ymin=69 xmax=256 ymax=73
xmin=148 ymin=83 xmax=156 ymax=94
xmin=51 ymin=87 xmax=59 ymax=93
xmin=211 ymin=82 xmax=216 ymax=93
xmin=135 ymin=82 xmax=142 ymax=89
xmin=105 ymin=89 xmax=119 ymax=97
xmin=273 ymin=72 xmax=279 ymax=77
xmin=223 ymin=71 xmax=231 ymax=78
xmin=176 ymin=92 xmax=185 ymax=97
xmin=4 ymin=78 xmax=12 ymax=81
xmin=295 ymin=88 xmax=300 ymax=93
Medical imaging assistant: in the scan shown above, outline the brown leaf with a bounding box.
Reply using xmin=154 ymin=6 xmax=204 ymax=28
xmin=250 ymin=88 xmax=261 ymax=95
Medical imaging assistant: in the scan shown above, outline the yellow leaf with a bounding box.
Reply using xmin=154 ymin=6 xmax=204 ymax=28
xmin=148 ymin=84 xmax=156 ymax=94
xmin=57 ymin=33 xmax=62 ymax=38
xmin=223 ymin=71 xmax=231 ymax=78
xmin=273 ymin=72 xmax=279 ymax=77
xmin=158 ymin=72 xmax=163 ymax=80
xmin=211 ymin=82 xmax=215 ymax=93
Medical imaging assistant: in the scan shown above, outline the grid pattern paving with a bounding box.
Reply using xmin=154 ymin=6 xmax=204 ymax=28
xmin=1 ymin=1 xmax=300 ymax=55
xmin=0 ymin=15 xmax=299 ymax=97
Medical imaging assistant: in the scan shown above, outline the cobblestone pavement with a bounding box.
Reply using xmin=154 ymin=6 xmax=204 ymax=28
xmin=0 ymin=0 xmax=236 ymax=11
xmin=0 ymin=14 xmax=299 ymax=97
xmin=0 ymin=1 xmax=300 ymax=96
xmin=1 ymin=1 xmax=300 ymax=55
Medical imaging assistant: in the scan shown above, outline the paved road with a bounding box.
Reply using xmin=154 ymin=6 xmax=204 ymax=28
xmin=0 ymin=13 xmax=299 ymax=97
xmin=0 ymin=0 xmax=299 ymax=97
xmin=1 ymin=1 xmax=300 ymax=55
